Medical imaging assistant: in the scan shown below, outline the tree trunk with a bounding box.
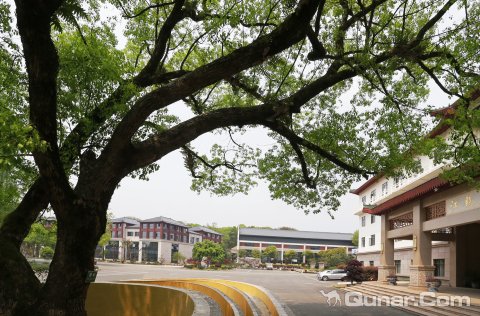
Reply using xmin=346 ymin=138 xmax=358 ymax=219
xmin=33 ymin=203 xmax=106 ymax=316
xmin=0 ymin=237 xmax=41 ymax=315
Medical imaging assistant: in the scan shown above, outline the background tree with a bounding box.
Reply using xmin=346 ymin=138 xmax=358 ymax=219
xmin=96 ymin=212 xmax=113 ymax=260
xmin=263 ymin=246 xmax=278 ymax=261
xmin=40 ymin=246 xmax=54 ymax=260
xmin=238 ymin=249 xmax=247 ymax=259
xmin=172 ymin=252 xmax=186 ymax=264
xmin=304 ymin=249 xmax=314 ymax=262
xmin=251 ymin=249 xmax=261 ymax=259
xmin=192 ymin=240 xmax=226 ymax=265
xmin=352 ymin=230 xmax=359 ymax=247
xmin=22 ymin=222 xmax=57 ymax=258
xmin=284 ymin=250 xmax=297 ymax=263
xmin=1 ymin=0 xmax=480 ymax=314
xmin=318 ymin=248 xmax=352 ymax=269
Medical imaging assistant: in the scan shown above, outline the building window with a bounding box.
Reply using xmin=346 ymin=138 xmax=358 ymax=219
xmin=361 ymin=216 xmax=366 ymax=227
xmin=395 ymin=260 xmax=401 ymax=274
xmin=149 ymin=223 xmax=153 ymax=228
xmin=371 ymin=215 xmax=376 ymax=224
xmin=127 ymin=232 xmax=133 ymax=237
xmin=382 ymin=182 xmax=388 ymax=196
xmin=190 ymin=237 xmax=195 ymax=244
xmin=361 ymin=237 xmax=365 ymax=248
xmin=361 ymin=196 xmax=366 ymax=205
xmin=163 ymin=233 xmax=167 ymax=239
xmin=170 ymin=234 xmax=174 ymax=240
xmin=369 ymin=261 xmax=374 ymax=266
xmin=196 ymin=238 xmax=200 ymax=242
xmin=369 ymin=234 xmax=375 ymax=246
xmin=393 ymin=176 xmax=401 ymax=188
xmin=142 ymin=231 xmax=147 ymax=238
xmin=155 ymin=232 xmax=159 ymax=239
xmin=149 ymin=232 xmax=154 ymax=239
xmin=370 ymin=190 xmax=376 ymax=203
xmin=434 ymin=259 xmax=445 ymax=277
xmin=157 ymin=223 xmax=161 ymax=227
xmin=135 ymin=232 xmax=139 ymax=237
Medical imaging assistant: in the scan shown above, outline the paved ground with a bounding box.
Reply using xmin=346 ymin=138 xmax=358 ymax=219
xmin=96 ymin=262 xmax=413 ymax=316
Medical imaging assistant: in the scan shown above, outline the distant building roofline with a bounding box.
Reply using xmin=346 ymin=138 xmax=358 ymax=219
xmin=189 ymin=226 xmax=223 ymax=235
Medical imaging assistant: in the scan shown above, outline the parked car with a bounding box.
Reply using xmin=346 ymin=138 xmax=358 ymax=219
xmin=266 ymin=263 xmax=274 ymax=270
xmin=317 ymin=269 xmax=347 ymax=281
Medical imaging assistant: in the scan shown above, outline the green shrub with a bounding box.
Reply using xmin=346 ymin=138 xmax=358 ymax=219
xmin=40 ymin=246 xmax=54 ymax=259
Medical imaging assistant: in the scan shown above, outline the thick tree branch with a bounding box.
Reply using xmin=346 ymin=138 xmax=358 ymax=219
xmin=414 ymin=0 xmax=457 ymax=43
xmin=123 ymin=1 xmax=176 ymax=19
xmin=135 ymin=0 xmax=187 ymax=86
xmin=99 ymin=0 xmax=322 ymax=166
xmin=289 ymin=141 xmax=317 ymax=188
xmin=226 ymin=76 xmax=266 ymax=102
xmin=15 ymin=0 xmax=75 ymax=212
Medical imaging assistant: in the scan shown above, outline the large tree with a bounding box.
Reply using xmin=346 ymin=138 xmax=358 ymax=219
xmin=1 ymin=0 xmax=479 ymax=314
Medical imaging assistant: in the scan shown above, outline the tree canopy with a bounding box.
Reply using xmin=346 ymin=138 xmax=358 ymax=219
xmin=192 ymin=239 xmax=226 ymax=263
xmin=1 ymin=0 xmax=480 ymax=314
xmin=263 ymin=245 xmax=278 ymax=259
xmin=352 ymin=229 xmax=359 ymax=247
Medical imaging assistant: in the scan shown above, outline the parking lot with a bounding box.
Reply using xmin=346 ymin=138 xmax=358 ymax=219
xmin=96 ymin=262 xmax=413 ymax=316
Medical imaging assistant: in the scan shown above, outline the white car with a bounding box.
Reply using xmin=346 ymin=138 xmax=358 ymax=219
xmin=265 ymin=263 xmax=274 ymax=270
xmin=317 ymin=269 xmax=347 ymax=281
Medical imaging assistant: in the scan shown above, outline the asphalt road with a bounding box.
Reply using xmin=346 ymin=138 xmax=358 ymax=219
xmin=96 ymin=262 xmax=413 ymax=316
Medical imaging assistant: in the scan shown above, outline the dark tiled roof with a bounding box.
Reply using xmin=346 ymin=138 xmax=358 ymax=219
xmin=112 ymin=217 xmax=140 ymax=225
xmin=141 ymin=216 xmax=188 ymax=227
xmin=189 ymin=226 xmax=223 ymax=235
xmin=239 ymin=228 xmax=352 ymax=241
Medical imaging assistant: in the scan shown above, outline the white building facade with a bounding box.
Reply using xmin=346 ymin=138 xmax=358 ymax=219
xmin=353 ymin=90 xmax=480 ymax=288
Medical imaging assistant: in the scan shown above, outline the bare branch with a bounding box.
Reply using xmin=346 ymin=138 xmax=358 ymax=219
xmin=135 ymin=0 xmax=187 ymax=86
xmin=264 ymin=122 xmax=373 ymax=178
xmin=226 ymin=76 xmax=266 ymax=102
xmin=289 ymin=141 xmax=316 ymax=189
xmin=414 ymin=0 xmax=457 ymax=43
xmin=123 ymin=1 xmax=176 ymax=19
